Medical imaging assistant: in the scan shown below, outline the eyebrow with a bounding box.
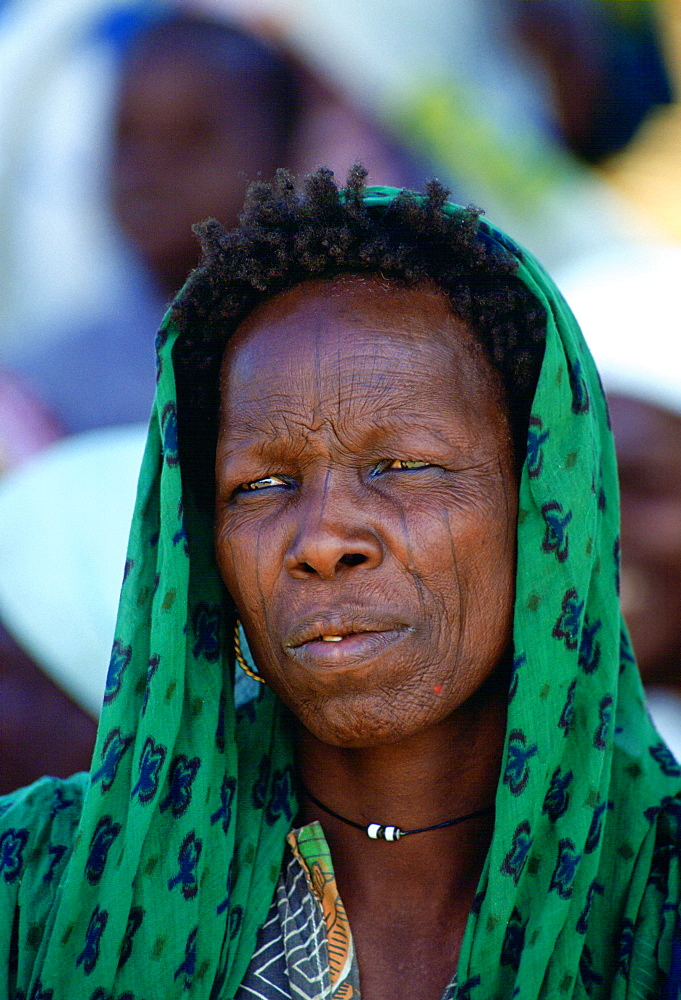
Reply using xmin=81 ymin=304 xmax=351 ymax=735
xmin=220 ymin=409 xmax=479 ymax=466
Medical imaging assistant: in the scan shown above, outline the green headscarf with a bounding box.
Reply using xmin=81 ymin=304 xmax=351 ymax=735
xmin=1 ymin=190 xmax=680 ymax=1000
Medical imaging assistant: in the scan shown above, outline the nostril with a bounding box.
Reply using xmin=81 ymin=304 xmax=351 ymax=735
xmin=339 ymin=553 xmax=367 ymax=568
xmin=287 ymin=536 xmax=380 ymax=579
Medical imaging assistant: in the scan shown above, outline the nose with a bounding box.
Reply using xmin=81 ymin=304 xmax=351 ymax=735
xmin=284 ymin=480 xmax=383 ymax=581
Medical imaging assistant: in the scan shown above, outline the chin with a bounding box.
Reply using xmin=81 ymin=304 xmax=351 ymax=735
xmin=294 ymin=691 xmax=442 ymax=750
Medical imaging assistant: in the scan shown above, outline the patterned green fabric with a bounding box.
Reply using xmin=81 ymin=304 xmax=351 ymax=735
xmin=1 ymin=190 xmax=680 ymax=1000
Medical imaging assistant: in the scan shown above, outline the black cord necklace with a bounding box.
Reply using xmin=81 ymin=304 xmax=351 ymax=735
xmin=302 ymin=785 xmax=493 ymax=842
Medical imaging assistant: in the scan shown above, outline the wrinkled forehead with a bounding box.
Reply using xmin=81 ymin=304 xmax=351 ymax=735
xmin=216 ymin=277 xmax=513 ymax=467
xmin=221 ymin=276 xmax=501 ymax=404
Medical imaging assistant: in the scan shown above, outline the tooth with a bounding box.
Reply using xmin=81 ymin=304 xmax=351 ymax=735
xmin=321 ymin=635 xmax=343 ymax=642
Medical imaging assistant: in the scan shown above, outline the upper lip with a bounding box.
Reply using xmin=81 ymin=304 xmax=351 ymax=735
xmin=284 ymin=611 xmax=411 ymax=649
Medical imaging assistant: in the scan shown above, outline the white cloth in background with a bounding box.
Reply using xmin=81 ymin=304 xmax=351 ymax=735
xmin=0 ymin=425 xmax=146 ymax=715
xmin=556 ymin=244 xmax=681 ymax=415
xmin=3 ymin=264 xmax=165 ymax=432
xmin=0 ymin=0 xmax=166 ymax=352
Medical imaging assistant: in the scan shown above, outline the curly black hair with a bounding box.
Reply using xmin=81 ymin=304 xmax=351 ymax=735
xmin=171 ymin=165 xmax=546 ymax=508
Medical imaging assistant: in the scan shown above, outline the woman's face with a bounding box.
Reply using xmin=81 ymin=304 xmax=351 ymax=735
xmin=215 ymin=276 xmax=517 ymax=748
xmin=111 ymin=43 xmax=285 ymax=291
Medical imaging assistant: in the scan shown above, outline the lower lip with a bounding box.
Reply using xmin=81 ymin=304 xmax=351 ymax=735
xmin=286 ymin=628 xmax=411 ymax=670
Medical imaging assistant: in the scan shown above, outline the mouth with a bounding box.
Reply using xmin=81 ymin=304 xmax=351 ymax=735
xmin=284 ymin=614 xmax=413 ymax=670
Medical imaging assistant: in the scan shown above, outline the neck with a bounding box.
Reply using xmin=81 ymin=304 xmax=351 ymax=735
xmin=295 ymin=672 xmax=507 ymax=1000
xmin=296 ymin=669 xmax=507 ymax=895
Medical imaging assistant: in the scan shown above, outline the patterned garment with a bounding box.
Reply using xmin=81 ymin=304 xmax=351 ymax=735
xmin=0 ymin=187 xmax=680 ymax=1000
xmin=237 ymin=822 xmax=455 ymax=1000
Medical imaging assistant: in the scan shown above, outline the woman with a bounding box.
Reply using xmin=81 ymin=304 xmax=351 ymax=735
xmin=0 ymin=169 xmax=679 ymax=1000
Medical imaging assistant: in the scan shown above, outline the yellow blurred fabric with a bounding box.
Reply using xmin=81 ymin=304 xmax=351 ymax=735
xmin=601 ymin=0 xmax=681 ymax=240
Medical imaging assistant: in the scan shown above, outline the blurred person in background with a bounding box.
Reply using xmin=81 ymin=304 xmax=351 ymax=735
xmin=1 ymin=9 xmax=303 ymax=434
xmin=507 ymin=0 xmax=672 ymax=166
xmin=559 ymin=246 xmax=681 ymax=761
xmin=599 ymin=0 xmax=681 ymax=243
xmin=0 ymin=5 xmax=422 ymax=441
xmin=328 ymin=0 xmax=652 ymax=272
xmin=509 ymin=0 xmax=681 ymax=246
xmin=111 ymin=11 xmax=303 ymax=300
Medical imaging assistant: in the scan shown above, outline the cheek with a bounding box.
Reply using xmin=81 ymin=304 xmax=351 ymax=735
xmin=414 ymin=500 xmax=515 ymax=611
xmin=215 ymin=513 xmax=293 ymax=654
xmin=215 ymin=519 xmax=265 ymax=618
xmin=479 ymin=512 xmax=517 ymax=625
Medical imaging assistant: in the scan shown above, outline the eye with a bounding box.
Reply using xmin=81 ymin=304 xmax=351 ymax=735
xmin=370 ymin=459 xmax=432 ymax=477
xmin=238 ymin=475 xmax=289 ymax=493
xmin=389 ymin=460 xmax=431 ymax=471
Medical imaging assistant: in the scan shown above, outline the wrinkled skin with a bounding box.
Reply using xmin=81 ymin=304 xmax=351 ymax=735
xmin=610 ymin=393 xmax=681 ymax=691
xmin=214 ymin=275 xmax=518 ymax=1000
xmin=215 ymin=276 xmax=517 ymax=749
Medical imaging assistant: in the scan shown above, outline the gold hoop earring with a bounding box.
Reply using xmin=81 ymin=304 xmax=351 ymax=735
xmin=234 ymin=621 xmax=265 ymax=684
